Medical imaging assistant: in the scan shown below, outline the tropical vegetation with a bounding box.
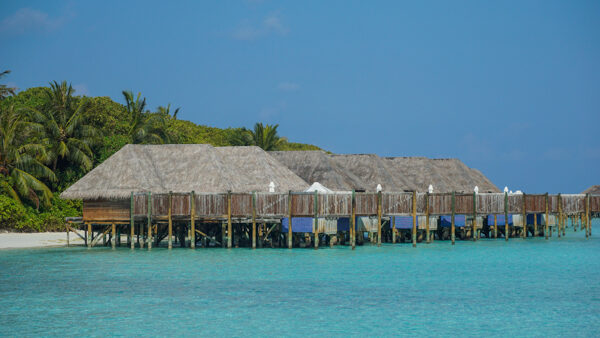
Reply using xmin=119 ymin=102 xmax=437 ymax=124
xmin=0 ymin=71 xmax=321 ymax=231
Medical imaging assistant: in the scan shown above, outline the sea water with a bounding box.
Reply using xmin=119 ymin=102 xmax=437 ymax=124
xmin=1 ymin=222 xmax=599 ymax=337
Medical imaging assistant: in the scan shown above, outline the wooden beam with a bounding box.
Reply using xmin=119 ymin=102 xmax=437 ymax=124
xmin=451 ymin=191 xmax=455 ymax=245
xmin=227 ymin=191 xmax=232 ymax=249
xmin=168 ymin=191 xmax=173 ymax=249
xmin=412 ymin=190 xmax=417 ymax=248
xmin=191 ymin=191 xmax=196 ymax=249
xmin=147 ymin=191 xmax=152 ymax=249
xmin=504 ymin=191 xmax=509 ymax=241
xmin=252 ymin=192 xmax=256 ymax=249
xmin=314 ymin=190 xmax=319 ymax=249
xmin=377 ymin=191 xmax=382 ymax=247
xmin=130 ymin=192 xmax=135 ymax=249
xmin=426 ymin=192 xmax=430 ymax=244
xmin=288 ymin=190 xmax=293 ymax=249
xmin=91 ymin=226 xmax=111 ymax=247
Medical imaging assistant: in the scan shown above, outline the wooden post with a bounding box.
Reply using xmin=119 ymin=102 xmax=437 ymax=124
xmin=111 ymin=223 xmax=116 ymax=249
xmin=426 ymin=192 xmax=430 ymax=244
xmin=392 ymin=216 xmax=396 ymax=244
xmin=377 ymin=191 xmax=382 ymax=247
xmin=494 ymin=214 xmax=498 ymax=239
xmin=451 ymin=191 xmax=455 ymax=245
xmin=191 ymin=191 xmax=195 ymax=249
xmin=351 ymin=190 xmax=356 ymax=250
xmin=147 ymin=192 xmax=152 ymax=249
xmin=545 ymin=193 xmax=549 ymax=240
xmin=288 ymin=190 xmax=293 ymax=249
xmin=130 ymin=192 xmax=135 ymax=249
xmin=66 ymin=224 xmax=70 ymax=247
xmin=558 ymin=193 xmax=562 ymax=238
xmin=473 ymin=191 xmax=477 ymax=241
xmin=522 ymin=193 xmax=527 ymax=239
xmin=314 ymin=191 xmax=319 ymax=249
xmin=504 ymin=191 xmax=509 ymax=241
xmin=586 ymin=194 xmax=590 ymax=238
xmin=227 ymin=191 xmax=232 ymax=249
xmin=412 ymin=191 xmax=417 ymax=247
xmin=221 ymin=223 xmax=226 ymax=248
xmin=87 ymin=223 xmax=92 ymax=248
xmin=252 ymin=192 xmax=256 ymax=249
xmin=168 ymin=191 xmax=173 ymax=249
xmin=533 ymin=211 xmax=537 ymax=238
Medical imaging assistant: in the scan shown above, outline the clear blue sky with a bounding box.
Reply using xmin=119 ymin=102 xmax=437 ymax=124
xmin=1 ymin=0 xmax=599 ymax=193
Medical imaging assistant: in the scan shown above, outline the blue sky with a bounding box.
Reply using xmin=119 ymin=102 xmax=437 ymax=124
xmin=1 ymin=0 xmax=599 ymax=193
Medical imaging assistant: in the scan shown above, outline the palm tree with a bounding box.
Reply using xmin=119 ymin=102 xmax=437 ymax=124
xmin=29 ymin=81 xmax=98 ymax=172
xmin=228 ymin=127 xmax=254 ymax=146
xmin=0 ymin=105 xmax=55 ymax=207
xmin=122 ymin=90 xmax=168 ymax=144
xmin=251 ymin=123 xmax=286 ymax=151
xmin=157 ymin=103 xmax=180 ymax=120
xmin=0 ymin=70 xmax=17 ymax=100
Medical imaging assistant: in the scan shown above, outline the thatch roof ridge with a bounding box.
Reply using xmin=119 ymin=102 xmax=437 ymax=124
xmin=582 ymin=185 xmax=600 ymax=194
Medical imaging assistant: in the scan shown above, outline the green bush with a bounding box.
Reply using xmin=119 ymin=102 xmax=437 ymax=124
xmin=0 ymin=195 xmax=26 ymax=230
xmin=0 ymin=193 xmax=81 ymax=232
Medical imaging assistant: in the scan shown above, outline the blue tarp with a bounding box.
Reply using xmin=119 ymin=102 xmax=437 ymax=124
xmin=281 ymin=217 xmax=313 ymax=233
xmin=526 ymin=214 xmax=543 ymax=225
xmin=393 ymin=216 xmax=417 ymax=229
xmin=440 ymin=215 xmax=466 ymax=227
xmin=336 ymin=217 xmax=357 ymax=232
xmin=486 ymin=214 xmax=513 ymax=226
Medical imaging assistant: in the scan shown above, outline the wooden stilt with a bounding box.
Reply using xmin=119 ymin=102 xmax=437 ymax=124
xmin=377 ymin=191 xmax=382 ymax=247
xmin=314 ymin=191 xmax=319 ymax=249
xmin=191 ymin=191 xmax=196 ymax=249
xmin=147 ymin=191 xmax=152 ymax=250
xmin=504 ymin=191 xmax=509 ymax=241
xmin=222 ymin=223 xmax=226 ymax=248
xmin=412 ymin=191 xmax=417 ymax=248
xmin=586 ymin=194 xmax=590 ymax=238
xmin=426 ymin=192 xmax=430 ymax=244
xmin=111 ymin=223 xmax=116 ymax=249
xmin=168 ymin=191 xmax=173 ymax=249
xmin=288 ymin=190 xmax=293 ymax=249
xmin=87 ymin=223 xmax=92 ymax=248
xmin=351 ymin=190 xmax=356 ymax=250
xmin=533 ymin=212 xmax=537 ymax=237
xmin=130 ymin=192 xmax=135 ymax=249
xmin=451 ymin=191 xmax=456 ymax=245
xmin=558 ymin=193 xmax=562 ymax=238
xmin=227 ymin=191 xmax=232 ymax=249
xmin=545 ymin=193 xmax=549 ymax=240
xmin=473 ymin=191 xmax=477 ymax=241
xmin=392 ymin=216 xmax=396 ymax=244
xmin=494 ymin=214 xmax=498 ymax=239
xmin=66 ymin=224 xmax=70 ymax=247
xmin=522 ymin=193 xmax=527 ymax=239
xmin=252 ymin=192 xmax=256 ymax=249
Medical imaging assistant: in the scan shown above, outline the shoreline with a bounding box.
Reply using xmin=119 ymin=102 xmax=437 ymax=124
xmin=0 ymin=231 xmax=85 ymax=250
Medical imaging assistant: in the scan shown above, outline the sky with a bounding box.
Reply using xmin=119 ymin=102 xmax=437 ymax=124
xmin=1 ymin=0 xmax=599 ymax=193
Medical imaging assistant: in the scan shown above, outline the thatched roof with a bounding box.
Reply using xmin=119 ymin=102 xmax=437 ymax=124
xmin=61 ymin=144 xmax=308 ymax=200
xmin=582 ymin=185 xmax=600 ymax=194
xmin=270 ymin=151 xmax=499 ymax=193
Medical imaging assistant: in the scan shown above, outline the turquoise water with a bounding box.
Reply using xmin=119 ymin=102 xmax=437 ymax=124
xmin=1 ymin=222 xmax=599 ymax=337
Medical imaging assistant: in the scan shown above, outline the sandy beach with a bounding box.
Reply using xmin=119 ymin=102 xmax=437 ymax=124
xmin=0 ymin=231 xmax=86 ymax=249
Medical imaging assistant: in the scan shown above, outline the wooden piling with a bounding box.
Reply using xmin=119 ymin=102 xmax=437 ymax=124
xmin=522 ymin=193 xmax=527 ymax=239
xmin=392 ymin=216 xmax=396 ymax=244
xmin=504 ymin=191 xmax=509 ymax=241
xmin=111 ymin=223 xmax=116 ymax=249
xmin=558 ymin=193 xmax=562 ymax=238
xmin=191 ymin=191 xmax=195 ymax=249
xmin=377 ymin=191 xmax=382 ymax=247
xmin=351 ymin=190 xmax=356 ymax=250
xmin=426 ymin=192 xmax=430 ymax=244
xmin=494 ymin=214 xmax=498 ymax=239
xmin=451 ymin=191 xmax=456 ymax=245
xmin=227 ymin=191 xmax=232 ymax=249
xmin=545 ymin=193 xmax=549 ymax=240
xmin=412 ymin=190 xmax=417 ymax=248
xmin=533 ymin=212 xmax=537 ymax=237
xmin=314 ymin=190 xmax=319 ymax=249
xmin=66 ymin=224 xmax=70 ymax=247
xmin=586 ymin=194 xmax=590 ymax=238
xmin=288 ymin=190 xmax=293 ymax=249
xmin=147 ymin=191 xmax=152 ymax=249
xmin=168 ymin=191 xmax=173 ymax=249
xmin=252 ymin=192 xmax=256 ymax=249
xmin=473 ymin=191 xmax=477 ymax=241
xmin=130 ymin=192 xmax=135 ymax=249
xmin=87 ymin=223 xmax=92 ymax=248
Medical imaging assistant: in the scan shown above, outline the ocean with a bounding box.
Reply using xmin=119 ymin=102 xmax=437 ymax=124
xmin=1 ymin=221 xmax=598 ymax=337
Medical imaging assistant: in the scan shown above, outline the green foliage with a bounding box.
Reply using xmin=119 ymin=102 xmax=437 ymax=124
xmin=0 ymin=193 xmax=80 ymax=232
xmin=278 ymin=141 xmax=322 ymax=151
xmin=0 ymin=70 xmax=17 ymax=100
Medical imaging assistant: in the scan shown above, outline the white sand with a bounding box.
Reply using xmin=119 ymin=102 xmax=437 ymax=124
xmin=0 ymin=231 xmax=86 ymax=249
